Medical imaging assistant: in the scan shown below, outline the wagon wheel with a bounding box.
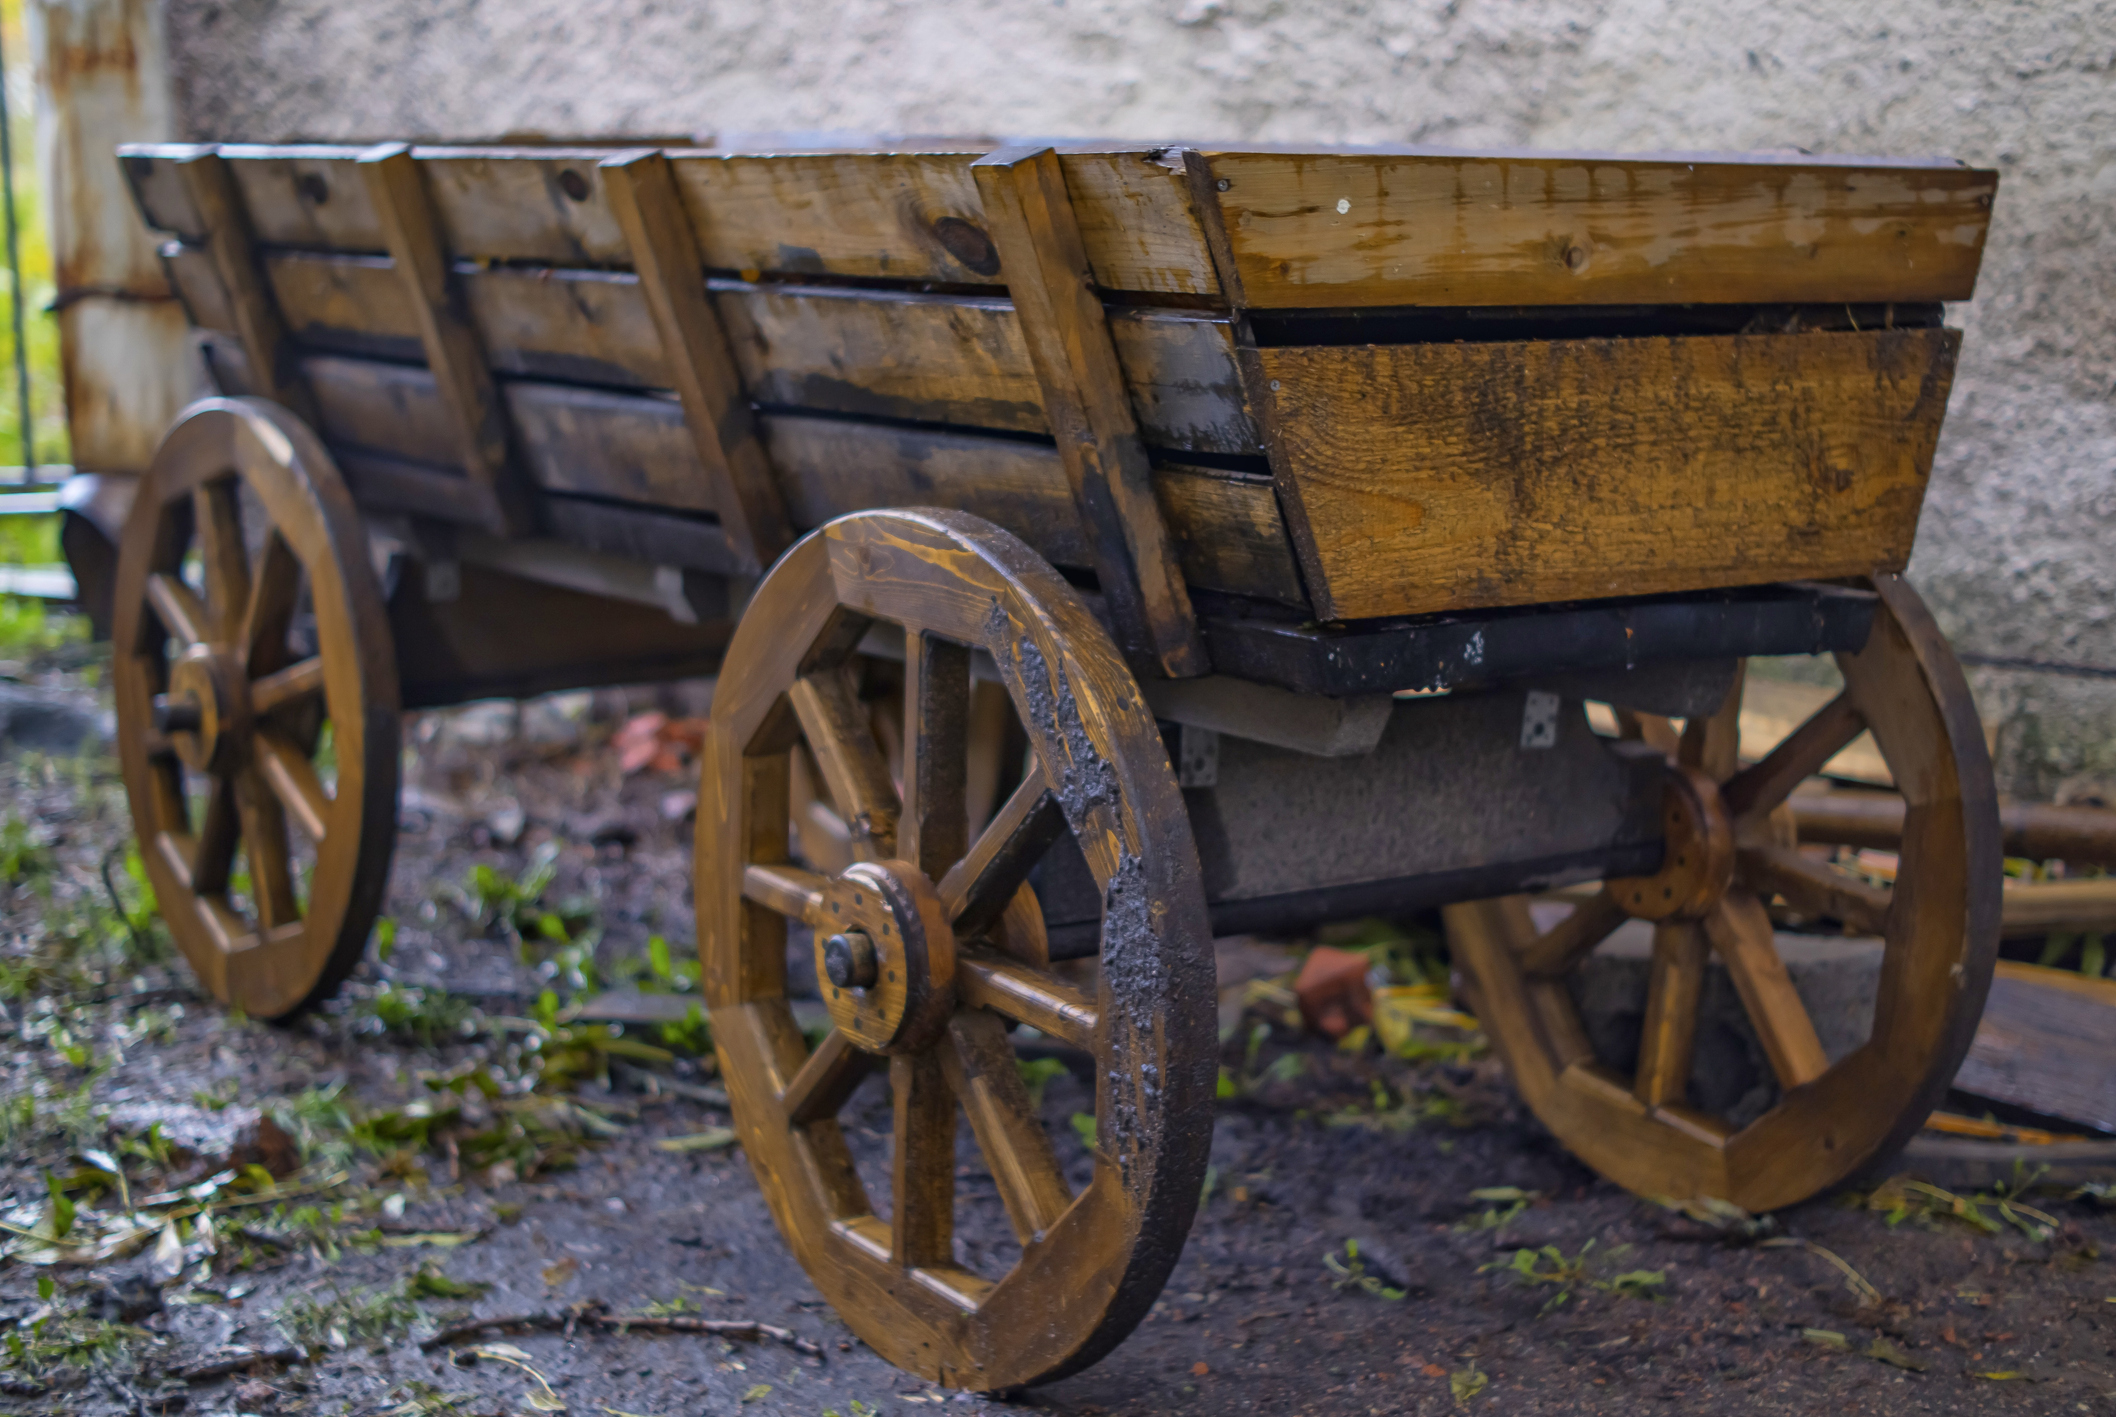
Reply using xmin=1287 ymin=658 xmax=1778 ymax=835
xmin=113 ymin=398 xmax=400 ymax=1020
xmin=699 ymin=509 xmax=1216 ymax=1390
xmin=1446 ymin=575 xmax=2000 ymax=1211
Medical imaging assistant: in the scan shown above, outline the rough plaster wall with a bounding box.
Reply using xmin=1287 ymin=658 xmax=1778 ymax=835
xmin=162 ymin=0 xmax=2116 ymax=795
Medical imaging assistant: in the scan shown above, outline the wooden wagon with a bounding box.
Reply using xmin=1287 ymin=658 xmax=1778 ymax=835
xmin=103 ymin=136 xmax=2000 ymax=1388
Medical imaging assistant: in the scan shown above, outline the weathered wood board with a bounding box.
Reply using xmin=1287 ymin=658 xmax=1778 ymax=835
xmin=201 ymin=335 xmax=1303 ymax=606
xmin=125 ymin=142 xmax=1994 ymax=309
xmin=162 ymin=244 xmax=1261 ymax=453
xmin=1257 ymin=327 xmax=1958 ymax=621
xmin=1205 ymin=150 xmax=1996 ymax=308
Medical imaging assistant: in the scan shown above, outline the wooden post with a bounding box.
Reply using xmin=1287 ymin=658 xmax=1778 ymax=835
xmin=599 ymin=150 xmax=790 ymax=575
xmin=972 ymin=146 xmax=1208 ymax=679
xmin=172 ymin=148 xmax=317 ymax=427
xmin=358 ymin=143 xmax=532 ymax=537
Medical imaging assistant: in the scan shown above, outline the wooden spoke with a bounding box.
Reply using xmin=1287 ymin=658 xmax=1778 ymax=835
xmin=955 ymin=949 xmax=1098 ymax=1051
xmin=189 ymin=775 xmax=242 ymax=897
xmin=234 ymin=768 xmax=299 ymax=930
xmin=942 ymin=1010 xmax=1072 ymax=1244
xmin=250 ymin=657 xmax=325 ymax=716
xmin=1678 ymin=660 xmax=1746 ymax=782
xmin=1614 ymin=707 xmax=1680 ymax=757
xmin=240 ymin=531 xmax=302 ymax=675
xmin=901 ymin=633 xmax=971 ymax=879
xmin=192 ymin=481 xmax=251 ymax=641
xmin=741 ymin=862 xmax=829 ymax=926
xmin=1703 ymin=890 xmax=1829 ymax=1090
xmin=1720 ymin=690 xmax=1864 ymax=823
xmin=255 ymin=730 xmax=331 ymax=843
xmin=146 ymin=573 xmax=209 ymax=648
xmin=1517 ymin=888 xmax=1628 ymax=978
xmin=782 ymin=1029 xmax=876 ymax=1127
xmin=789 ymin=671 xmax=899 ymax=859
xmin=1737 ymin=842 xmax=1892 ymax=936
xmin=1633 ymin=919 xmax=1707 ymax=1107
xmin=889 ymin=1051 xmax=956 ymax=1269
xmin=936 ymin=769 xmax=1065 ymax=939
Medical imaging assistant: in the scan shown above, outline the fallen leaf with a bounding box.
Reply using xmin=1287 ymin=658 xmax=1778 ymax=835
xmin=1191 ymin=1361 xmax=1209 ymax=1377
xmin=1450 ymin=1362 xmax=1489 ymax=1405
xmin=741 ymin=1385 xmax=773 ymax=1403
xmin=541 ymin=1256 xmax=579 ymax=1288
xmin=1422 ymin=1363 xmax=1449 ymax=1378
xmin=654 ymin=1129 xmax=738 ymax=1154
xmin=380 ymin=1229 xmax=483 ymax=1248
xmin=1863 ymin=1338 xmax=1926 ymax=1372
xmin=1802 ymin=1329 xmax=1850 ymax=1351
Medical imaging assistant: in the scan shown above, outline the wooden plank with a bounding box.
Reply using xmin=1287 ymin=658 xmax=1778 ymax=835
xmin=975 ymin=146 xmax=1207 ymax=678
xmin=1153 ymin=469 xmax=1304 ymax=607
xmin=602 ymin=150 xmax=790 ymax=570
xmin=767 ymin=415 xmax=1301 ymax=604
xmin=767 ymin=415 xmax=1082 ymax=567
xmin=505 ymin=383 xmax=714 ymax=514
xmin=172 ymin=150 xmax=317 ymax=424
xmin=1258 ymin=328 xmax=1958 ymax=622
xmin=1953 ymin=964 xmax=2116 ymax=1134
xmin=360 ymin=143 xmax=529 ymax=535
xmin=120 ymin=144 xmax=207 ymax=240
xmin=1109 ymin=309 xmax=1256 ymax=455
xmin=128 ymin=143 xmax=1218 ymax=293
xmin=1205 ymin=149 xmax=1998 ymax=308
xmin=174 ymin=245 xmax=1259 ymax=450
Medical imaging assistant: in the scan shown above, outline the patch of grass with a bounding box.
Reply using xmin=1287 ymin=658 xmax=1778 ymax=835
xmin=1323 ymin=1077 xmax=1469 ymax=1133
xmin=356 ymin=981 xmax=482 ymax=1048
xmin=1857 ymin=1174 xmax=2059 ymax=1241
xmin=279 ymin=1264 xmax=486 ymax=1351
xmin=1 ymin=1278 xmax=146 ymax=1379
xmin=1483 ymin=1240 xmax=1666 ymax=1314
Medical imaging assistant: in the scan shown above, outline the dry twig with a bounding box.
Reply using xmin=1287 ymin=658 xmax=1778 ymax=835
xmin=418 ymin=1302 xmax=822 ymax=1358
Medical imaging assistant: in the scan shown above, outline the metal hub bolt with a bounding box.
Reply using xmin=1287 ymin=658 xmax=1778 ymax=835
xmin=152 ymin=694 xmax=204 ymax=734
xmin=822 ymin=930 xmax=879 ymax=990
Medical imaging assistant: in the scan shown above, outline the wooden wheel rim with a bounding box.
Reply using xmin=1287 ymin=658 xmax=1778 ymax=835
xmin=699 ymin=509 xmax=1216 ymax=1390
xmin=113 ymin=398 xmax=400 ymax=1019
xmin=1449 ymin=575 xmax=2001 ymax=1211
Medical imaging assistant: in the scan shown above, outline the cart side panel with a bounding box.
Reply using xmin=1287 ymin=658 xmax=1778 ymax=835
xmin=1258 ymin=327 xmax=1957 ymax=622
xmin=1209 ymin=151 xmax=1997 ymax=308
xmin=160 ymin=245 xmax=1263 ymax=455
xmin=198 ymin=332 xmax=1304 ymax=607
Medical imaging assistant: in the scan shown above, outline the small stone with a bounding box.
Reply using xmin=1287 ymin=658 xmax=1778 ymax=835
xmin=485 ymin=799 xmax=527 ymax=846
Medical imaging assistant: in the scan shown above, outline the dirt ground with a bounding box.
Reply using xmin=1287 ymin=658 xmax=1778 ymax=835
xmin=5 ymin=651 xmax=2116 ymax=1417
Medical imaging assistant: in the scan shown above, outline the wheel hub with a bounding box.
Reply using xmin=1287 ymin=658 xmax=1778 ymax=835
xmin=813 ymin=860 xmax=956 ymax=1054
xmin=1607 ymin=763 xmax=1735 ymax=920
xmin=161 ymin=644 xmax=252 ymax=775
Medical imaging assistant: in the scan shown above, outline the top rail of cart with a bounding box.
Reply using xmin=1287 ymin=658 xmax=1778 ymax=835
xmin=117 ymin=138 xmax=1994 ymax=685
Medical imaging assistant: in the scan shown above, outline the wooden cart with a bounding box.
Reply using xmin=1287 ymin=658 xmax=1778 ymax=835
xmin=107 ymin=137 xmax=2000 ymax=1388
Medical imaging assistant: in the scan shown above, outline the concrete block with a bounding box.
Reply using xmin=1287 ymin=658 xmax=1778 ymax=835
xmin=1566 ymin=916 xmax=1882 ymax=1128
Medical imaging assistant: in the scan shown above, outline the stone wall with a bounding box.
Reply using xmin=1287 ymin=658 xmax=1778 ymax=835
xmin=159 ymin=0 xmax=2116 ymax=796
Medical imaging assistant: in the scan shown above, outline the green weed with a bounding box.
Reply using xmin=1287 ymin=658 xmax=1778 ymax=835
xmin=1323 ymin=1239 xmax=1404 ymax=1300
xmin=1483 ymin=1239 xmax=1666 ymax=1314
xmin=1216 ymin=1021 xmax=1306 ymax=1099
xmin=1015 ymin=1056 xmax=1069 ymax=1110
